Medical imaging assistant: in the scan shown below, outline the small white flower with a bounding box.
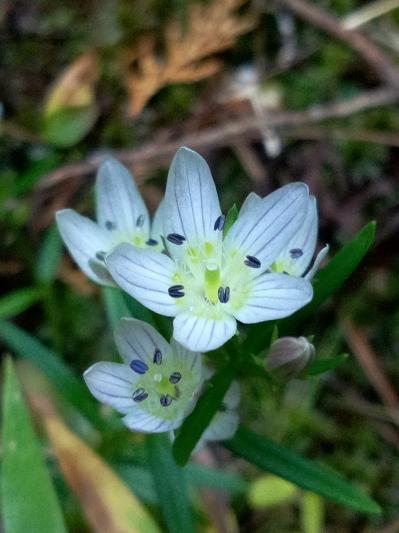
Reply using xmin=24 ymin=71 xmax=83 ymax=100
xmin=195 ymin=379 xmax=240 ymax=451
xmin=241 ymin=192 xmax=329 ymax=280
xmin=84 ymin=318 xmax=204 ymax=433
xmin=107 ymin=147 xmax=314 ymax=352
xmin=56 ymin=158 xmax=164 ymax=285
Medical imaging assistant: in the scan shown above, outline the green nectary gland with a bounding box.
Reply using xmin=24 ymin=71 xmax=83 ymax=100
xmin=171 ymin=241 xmax=253 ymax=315
xmin=133 ymin=360 xmax=195 ymax=420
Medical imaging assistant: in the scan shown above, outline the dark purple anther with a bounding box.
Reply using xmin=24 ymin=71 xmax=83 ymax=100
xmin=169 ymin=372 xmax=181 ymax=384
xmin=160 ymin=394 xmax=172 ymax=406
xmin=167 ymin=233 xmax=186 ymax=245
xmin=153 ymin=348 xmax=162 ymax=365
xmin=130 ymin=359 xmax=149 ymax=374
xmin=214 ymin=215 xmax=225 ymax=231
xmin=244 ymin=255 xmax=261 ymax=268
xmin=132 ymin=388 xmax=148 ymax=402
xmin=289 ymin=248 xmax=303 ymax=259
xmin=105 ymin=220 xmax=116 ymax=230
xmin=168 ymin=285 xmax=185 ymax=298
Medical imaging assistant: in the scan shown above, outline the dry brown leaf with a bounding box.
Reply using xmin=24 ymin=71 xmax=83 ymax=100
xmin=124 ymin=0 xmax=254 ymax=116
xmin=44 ymin=416 xmax=160 ymax=533
xmin=44 ymin=51 xmax=99 ymax=116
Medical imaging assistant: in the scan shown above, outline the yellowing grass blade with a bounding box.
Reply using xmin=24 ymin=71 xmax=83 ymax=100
xmin=45 ymin=416 xmax=161 ymax=533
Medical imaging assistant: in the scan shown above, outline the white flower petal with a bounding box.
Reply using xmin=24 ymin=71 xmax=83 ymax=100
xmin=83 ymin=362 xmax=137 ymax=414
xmin=151 ymin=198 xmax=165 ymax=242
xmin=56 ymin=209 xmax=113 ymax=285
xmin=173 ymin=312 xmax=237 ymax=352
xmin=276 ymin=196 xmax=318 ymax=276
xmin=239 ymin=192 xmax=262 ymax=217
xmin=234 ymin=273 xmax=313 ymax=323
xmin=196 ymin=411 xmax=239 ymax=450
xmin=225 ymin=183 xmax=309 ymax=271
xmin=123 ymin=410 xmax=183 ymax=433
xmin=170 ymin=337 xmax=203 ymax=375
xmin=305 ymin=244 xmax=329 ymax=280
xmin=106 ymin=243 xmax=178 ymax=317
xmin=163 ymin=147 xmax=222 ymax=250
xmin=96 ymin=158 xmax=150 ymax=237
xmin=115 ymin=317 xmax=171 ymax=366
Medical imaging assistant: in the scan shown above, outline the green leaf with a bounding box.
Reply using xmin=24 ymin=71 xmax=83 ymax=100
xmin=0 ymin=320 xmax=103 ymax=430
xmin=226 ymin=425 xmax=381 ymax=515
xmin=223 ymin=203 xmax=238 ymax=237
xmin=280 ymin=221 xmax=376 ymax=333
xmin=186 ymin=463 xmax=248 ymax=494
xmin=102 ymin=287 xmax=131 ymax=330
xmin=147 ymin=433 xmax=194 ymax=533
xmin=305 ymin=354 xmax=349 ymax=376
xmin=35 ymin=225 xmax=64 ymax=284
xmin=0 ymin=287 xmax=42 ymax=320
xmin=42 ymin=106 xmax=97 ymax=148
xmin=1 ymin=358 xmax=67 ymax=533
xmin=118 ymin=463 xmax=247 ymax=505
xmin=173 ymin=365 xmax=235 ymax=466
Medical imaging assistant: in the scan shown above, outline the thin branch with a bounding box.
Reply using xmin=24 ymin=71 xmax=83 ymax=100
xmin=342 ymin=318 xmax=399 ymax=415
xmin=276 ymin=0 xmax=399 ymax=87
xmin=35 ymin=86 xmax=398 ymax=192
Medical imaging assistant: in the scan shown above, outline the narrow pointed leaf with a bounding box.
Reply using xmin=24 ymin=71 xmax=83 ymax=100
xmin=0 ymin=287 xmax=42 ymax=320
xmin=35 ymin=225 xmax=64 ymax=284
xmin=147 ymin=434 xmax=194 ymax=533
xmin=0 ymin=320 xmax=103 ymax=429
xmin=173 ymin=365 xmax=235 ymax=466
xmin=223 ymin=203 xmax=239 ymax=237
xmin=226 ymin=425 xmax=381 ymax=515
xmin=305 ymin=354 xmax=349 ymax=376
xmin=1 ymin=358 xmax=67 ymax=533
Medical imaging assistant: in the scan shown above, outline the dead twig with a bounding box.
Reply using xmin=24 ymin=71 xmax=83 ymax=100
xmin=342 ymin=318 xmax=399 ymax=416
xmin=276 ymin=0 xmax=399 ymax=88
xmin=35 ymin=86 xmax=398 ymax=194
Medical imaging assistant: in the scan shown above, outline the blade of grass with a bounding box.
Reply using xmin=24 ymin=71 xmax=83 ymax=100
xmin=0 ymin=287 xmax=42 ymax=320
xmin=35 ymin=224 xmax=64 ymax=284
xmin=226 ymin=425 xmax=381 ymax=515
xmin=0 ymin=320 xmax=103 ymax=430
xmin=1 ymin=358 xmax=67 ymax=533
xmin=147 ymin=434 xmax=194 ymax=533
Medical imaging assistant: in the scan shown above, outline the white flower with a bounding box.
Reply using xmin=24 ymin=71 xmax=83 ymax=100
xmin=84 ymin=318 xmax=204 ymax=433
xmin=56 ymin=158 xmax=164 ymax=285
xmin=194 ymin=380 xmax=240 ymax=451
xmin=241 ymin=192 xmax=329 ymax=280
xmin=106 ymin=147 xmax=314 ymax=352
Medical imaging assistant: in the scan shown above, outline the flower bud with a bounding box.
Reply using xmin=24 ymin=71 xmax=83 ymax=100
xmin=266 ymin=336 xmax=315 ymax=380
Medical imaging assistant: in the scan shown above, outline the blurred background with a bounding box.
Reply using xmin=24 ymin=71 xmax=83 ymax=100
xmin=1 ymin=0 xmax=399 ymax=531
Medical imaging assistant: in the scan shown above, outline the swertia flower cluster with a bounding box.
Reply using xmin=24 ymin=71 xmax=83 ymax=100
xmin=56 ymin=147 xmax=327 ymax=439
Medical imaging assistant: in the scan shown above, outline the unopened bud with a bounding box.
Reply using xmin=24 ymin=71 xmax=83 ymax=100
xmin=266 ymin=336 xmax=315 ymax=380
